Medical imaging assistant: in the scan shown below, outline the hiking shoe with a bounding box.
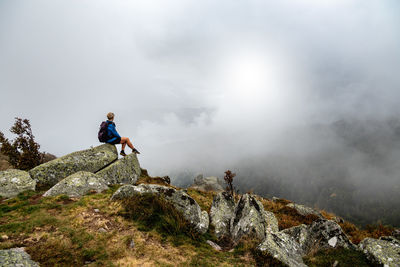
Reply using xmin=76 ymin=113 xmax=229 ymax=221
xmin=132 ymin=148 xmax=140 ymax=154
xmin=120 ymin=150 xmax=127 ymax=157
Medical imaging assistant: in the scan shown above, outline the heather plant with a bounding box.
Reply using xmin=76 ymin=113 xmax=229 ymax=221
xmin=0 ymin=117 xmax=44 ymax=170
xmin=224 ymin=170 xmax=237 ymax=198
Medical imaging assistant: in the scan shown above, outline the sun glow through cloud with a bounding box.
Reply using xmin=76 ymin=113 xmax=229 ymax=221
xmin=215 ymin=43 xmax=300 ymax=126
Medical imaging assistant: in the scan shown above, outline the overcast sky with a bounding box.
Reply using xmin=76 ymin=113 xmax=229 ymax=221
xmin=1 ymin=0 xmax=400 ymax=176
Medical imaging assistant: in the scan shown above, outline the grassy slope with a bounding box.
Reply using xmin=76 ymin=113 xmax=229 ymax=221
xmin=0 ymin=170 xmax=393 ymax=266
xmin=0 ymin=187 xmax=255 ymax=266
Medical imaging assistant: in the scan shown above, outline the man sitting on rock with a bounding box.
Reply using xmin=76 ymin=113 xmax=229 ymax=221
xmin=105 ymin=112 xmax=140 ymax=156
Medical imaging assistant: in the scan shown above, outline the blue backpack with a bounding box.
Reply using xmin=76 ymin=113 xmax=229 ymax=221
xmin=98 ymin=121 xmax=109 ymax=142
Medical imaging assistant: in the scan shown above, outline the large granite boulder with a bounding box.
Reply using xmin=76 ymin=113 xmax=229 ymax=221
xmin=286 ymin=202 xmax=323 ymax=218
xmin=283 ymin=219 xmax=354 ymax=255
xmin=190 ymin=174 xmax=224 ymax=192
xmin=0 ymin=169 xmax=36 ymax=198
xmin=210 ymin=191 xmax=235 ymax=238
xmin=359 ymin=237 xmax=400 ymax=267
xmin=256 ymin=231 xmax=307 ymax=267
xmin=111 ymin=184 xmax=209 ymax=234
xmin=96 ymin=152 xmax=141 ymax=185
xmin=302 ymin=219 xmax=355 ymax=253
xmin=256 ymin=219 xmax=354 ymax=266
xmin=30 ymin=144 xmax=117 ymax=187
xmin=43 ymin=171 xmax=108 ymax=198
xmin=0 ymin=248 xmax=40 ymax=267
xmin=230 ymin=194 xmax=275 ymax=242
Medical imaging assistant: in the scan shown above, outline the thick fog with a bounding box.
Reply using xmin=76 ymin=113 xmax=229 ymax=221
xmin=1 ymin=0 xmax=400 ymax=225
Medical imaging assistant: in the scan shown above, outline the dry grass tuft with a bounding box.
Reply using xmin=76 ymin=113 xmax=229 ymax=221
xmin=186 ymin=188 xmax=215 ymax=212
xmin=260 ymin=197 xmax=319 ymax=230
xmin=339 ymin=221 xmax=394 ymax=244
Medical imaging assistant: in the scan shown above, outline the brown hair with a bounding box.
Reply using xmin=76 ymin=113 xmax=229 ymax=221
xmin=107 ymin=112 xmax=114 ymax=120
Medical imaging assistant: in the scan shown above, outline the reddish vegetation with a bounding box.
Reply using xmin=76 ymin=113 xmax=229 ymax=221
xmin=260 ymin=198 xmax=320 ymax=230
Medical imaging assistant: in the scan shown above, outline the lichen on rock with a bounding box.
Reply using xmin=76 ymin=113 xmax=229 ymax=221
xmin=286 ymin=202 xmax=323 ymax=218
xmin=359 ymin=237 xmax=400 ymax=267
xmin=282 ymin=224 xmax=309 ymax=254
xmin=0 ymin=169 xmax=36 ymax=198
xmin=301 ymin=219 xmax=355 ymax=254
xmin=43 ymin=171 xmax=108 ymax=198
xmin=230 ymin=194 xmax=275 ymax=242
xmin=111 ymin=184 xmax=209 ymax=234
xmin=0 ymin=248 xmax=40 ymax=267
xmin=29 ymin=144 xmax=117 ymax=187
xmin=257 ymin=231 xmax=307 ymax=267
xmin=210 ymin=191 xmax=236 ymax=238
xmin=96 ymin=152 xmax=141 ymax=185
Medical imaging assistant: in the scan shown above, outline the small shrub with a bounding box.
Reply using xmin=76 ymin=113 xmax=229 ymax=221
xmin=0 ymin=117 xmax=44 ymax=170
xmin=224 ymin=170 xmax=236 ymax=198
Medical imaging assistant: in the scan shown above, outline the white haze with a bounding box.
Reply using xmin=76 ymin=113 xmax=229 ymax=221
xmin=1 ymin=1 xmax=400 ymax=206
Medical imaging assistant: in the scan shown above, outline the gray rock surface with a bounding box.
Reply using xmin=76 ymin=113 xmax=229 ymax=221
xmin=29 ymin=144 xmax=117 ymax=187
xmin=190 ymin=174 xmax=224 ymax=192
xmin=281 ymin=224 xmax=309 ymax=254
xmin=301 ymin=219 xmax=355 ymax=254
xmin=264 ymin=210 xmax=279 ymax=233
xmin=257 ymin=231 xmax=307 ymax=267
xmin=210 ymin=192 xmax=235 ymax=238
xmin=286 ymin=202 xmax=323 ymax=218
xmin=96 ymin=152 xmax=141 ymax=185
xmin=257 ymin=219 xmax=354 ymax=266
xmin=43 ymin=171 xmax=108 ymax=197
xmin=359 ymin=237 xmax=400 ymax=267
xmin=111 ymin=184 xmax=209 ymax=234
xmin=0 ymin=247 xmax=40 ymax=267
xmin=0 ymin=169 xmax=36 ymax=198
xmin=230 ymin=194 xmax=273 ymax=242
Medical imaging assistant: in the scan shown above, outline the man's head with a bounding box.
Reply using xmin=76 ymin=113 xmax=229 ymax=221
xmin=107 ymin=112 xmax=115 ymax=121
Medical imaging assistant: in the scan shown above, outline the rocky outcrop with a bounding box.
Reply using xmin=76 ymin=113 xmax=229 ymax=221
xmin=111 ymin=184 xmax=209 ymax=234
xmin=302 ymin=219 xmax=355 ymax=253
xmin=0 ymin=169 xmax=36 ymax=198
xmin=359 ymin=237 xmax=400 ymax=267
xmin=264 ymin=210 xmax=279 ymax=233
xmin=281 ymin=224 xmax=309 ymax=254
xmin=190 ymin=174 xmax=224 ymax=192
xmin=257 ymin=219 xmax=355 ymax=266
xmin=29 ymin=144 xmax=117 ymax=187
xmin=210 ymin=192 xmax=235 ymax=238
xmin=257 ymin=231 xmax=307 ymax=267
xmin=0 ymin=247 xmax=40 ymax=267
xmin=96 ymin=152 xmax=141 ymax=185
xmin=43 ymin=171 xmax=108 ymax=198
xmin=283 ymin=219 xmax=354 ymax=255
xmin=230 ymin=194 xmax=274 ymax=242
xmin=286 ymin=202 xmax=322 ymax=218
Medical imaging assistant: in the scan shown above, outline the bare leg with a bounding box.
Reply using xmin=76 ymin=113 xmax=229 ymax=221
xmin=120 ymin=137 xmax=134 ymax=150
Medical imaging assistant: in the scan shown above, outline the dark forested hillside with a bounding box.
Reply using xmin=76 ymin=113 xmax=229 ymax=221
xmin=172 ymin=117 xmax=400 ymax=227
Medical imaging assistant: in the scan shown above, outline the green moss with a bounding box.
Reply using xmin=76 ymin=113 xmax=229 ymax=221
xmin=303 ymin=248 xmax=370 ymax=267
